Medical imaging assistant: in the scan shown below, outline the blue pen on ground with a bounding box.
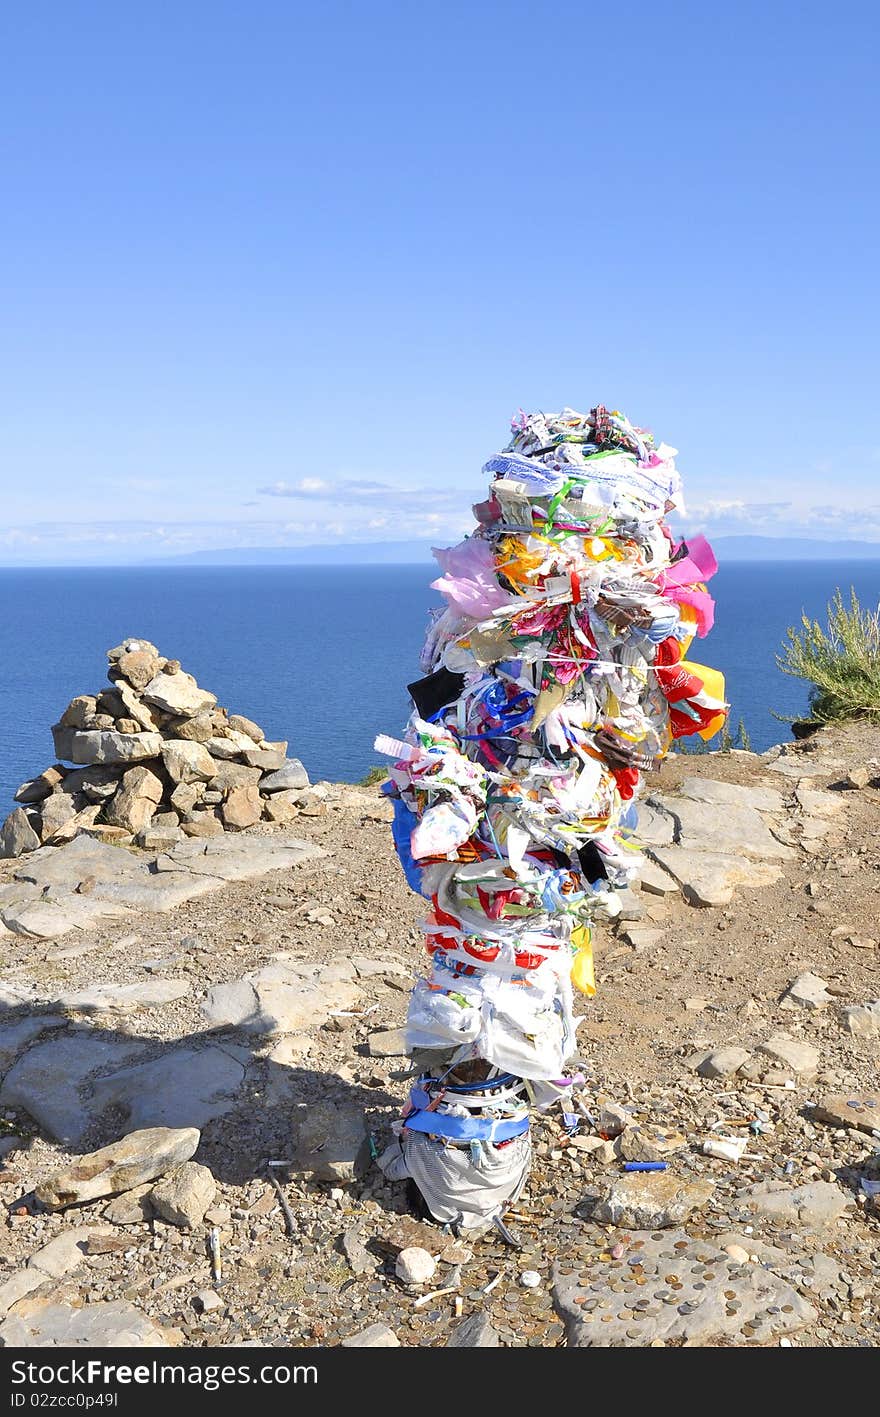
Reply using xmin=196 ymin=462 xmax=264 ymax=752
xmin=623 ymin=1162 xmax=667 ymax=1172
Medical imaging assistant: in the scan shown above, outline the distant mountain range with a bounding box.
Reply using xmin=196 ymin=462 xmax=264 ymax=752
xmin=150 ymin=540 xmax=438 ymax=565
xmin=710 ymin=536 xmax=880 ymax=561
xmin=152 ymin=535 xmax=880 ymax=566
xmin=4 ymin=533 xmax=880 ymax=570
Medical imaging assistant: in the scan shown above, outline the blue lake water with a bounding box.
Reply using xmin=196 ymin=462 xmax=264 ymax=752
xmin=1 ymin=560 xmax=879 ymax=809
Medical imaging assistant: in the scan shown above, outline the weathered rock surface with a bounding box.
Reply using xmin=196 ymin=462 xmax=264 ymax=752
xmin=102 ymin=1184 xmax=155 ymax=1225
xmin=695 ymin=1045 xmax=752 ymax=1079
xmin=0 ymin=1034 xmax=145 ymax=1144
xmin=840 ymin=999 xmax=880 ymax=1037
xmin=0 ymin=1015 xmax=67 ymax=1074
xmin=795 ymin=785 xmax=845 ymax=818
xmin=0 ymin=808 xmax=41 ymax=858
xmin=1 ymin=832 xmax=324 ymax=940
xmin=181 ymin=815 xmax=225 ymax=839
xmin=677 ymin=776 xmax=785 ymax=814
xmin=757 ymin=1034 xmax=819 ymax=1077
xmin=292 ymin=1099 xmax=370 ymax=1181
xmin=651 ymin=795 xmax=794 ymax=862
xmin=103 ymin=765 xmax=163 ymax=834
xmin=52 ymin=978 xmax=190 ymax=1015
xmin=811 ymin=1094 xmax=880 ymax=1133
xmin=0 ymin=1299 xmax=175 ymax=1347
xmin=648 ymin=845 xmax=784 ymax=907
xmin=36 ymin=1128 xmax=200 ymax=1210
xmin=222 ymin=783 xmax=262 ymax=830
xmin=633 ymin=802 xmax=676 ymax=847
xmin=227 ymin=714 xmax=264 ymax=742
xmin=161 ymin=739 xmax=216 ymax=784
xmin=340 ymin=1323 xmax=400 ymax=1347
xmin=0 ymin=1230 xmax=109 ymax=1319
xmin=365 ymin=1026 xmax=408 ymax=1056
xmin=15 ymin=767 xmax=66 ymax=804
xmin=52 ymin=727 xmax=164 ymax=766
xmin=202 ymin=960 xmax=361 ymax=1036
xmin=58 ymin=765 xmax=120 ymax=801
xmin=89 ymin=1046 xmax=246 ymax=1131
xmin=142 ymin=669 xmax=217 ymax=718
xmin=588 ymin=1173 xmax=715 ymax=1229
xmin=260 ymin=760 xmax=310 ymax=793
xmin=150 ymin=1161 xmax=216 ymax=1228
xmin=780 ymin=972 xmax=833 ymax=1011
xmin=554 ymin=1231 xmax=816 ymax=1346
xmin=447 ymin=1313 xmax=501 ymax=1347
xmin=38 ymin=793 xmax=82 ymax=841
xmin=636 ymin=859 xmax=680 ymax=896
xmin=739 ymin=1181 xmax=853 ymax=1228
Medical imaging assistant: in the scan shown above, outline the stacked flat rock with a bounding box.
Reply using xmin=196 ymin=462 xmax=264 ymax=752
xmin=0 ymin=639 xmax=310 ymax=857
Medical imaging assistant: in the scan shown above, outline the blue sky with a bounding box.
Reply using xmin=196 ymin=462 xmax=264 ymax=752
xmin=1 ymin=0 xmax=878 ymax=563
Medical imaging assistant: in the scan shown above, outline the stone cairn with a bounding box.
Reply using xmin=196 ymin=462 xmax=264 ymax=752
xmin=0 ymin=638 xmax=309 ymax=858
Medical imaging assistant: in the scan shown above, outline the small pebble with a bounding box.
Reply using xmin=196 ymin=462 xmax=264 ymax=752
xmin=395 ymin=1247 xmax=436 ymax=1286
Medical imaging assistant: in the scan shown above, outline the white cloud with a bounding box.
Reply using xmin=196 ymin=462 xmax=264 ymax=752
xmin=677 ymin=497 xmax=880 ymax=541
xmin=257 ymin=475 xmax=476 ymax=517
xmin=7 ymin=488 xmax=880 ymax=568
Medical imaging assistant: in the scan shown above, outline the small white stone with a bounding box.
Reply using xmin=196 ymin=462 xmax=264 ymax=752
xmin=329 ymin=1187 xmax=344 ymax=1201
xmin=520 ymin=1270 xmax=541 ymax=1288
xmin=724 ymin=1244 xmax=751 ymax=1264
xmin=395 ymin=1247 xmax=436 ymax=1286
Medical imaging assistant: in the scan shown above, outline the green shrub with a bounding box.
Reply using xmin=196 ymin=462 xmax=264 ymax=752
xmin=357 ymin=764 xmax=389 ymax=787
xmin=776 ymin=587 xmax=880 ymax=726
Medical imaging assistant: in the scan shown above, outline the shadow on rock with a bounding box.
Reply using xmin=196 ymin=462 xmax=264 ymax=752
xmin=0 ymin=1013 xmax=405 ymax=1197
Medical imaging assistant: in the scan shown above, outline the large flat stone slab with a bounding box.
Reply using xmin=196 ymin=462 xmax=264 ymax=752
xmin=89 ymin=1045 xmax=247 ymax=1131
xmin=678 ymin=777 xmax=786 ymax=815
xmin=795 ymin=785 xmax=846 ymax=818
xmin=810 ymin=1093 xmax=880 ymax=1134
xmin=635 ymin=859 xmax=681 ymax=896
xmin=52 ymin=728 xmax=164 ymax=766
xmin=0 ymin=1016 xmax=68 ymax=1075
xmin=51 ymin=980 xmax=190 ymax=1016
xmin=155 ymin=833 xmax=325 ymax=883
xmin=5 ymin=832 xmax=326 ymax=940
xmin=1 ymin=898 xmax=132 ymax=939
xmin=0 ymin=1299 xmax=174 ymax=1347
xmin=632 ymin=803 xmax=675 ymax=848
xmin=649 ymin=795 xmax=795 ymax=861
xmin=203 ymin=961 xmax=362 ymax=1036
xmin=648 ymin=846 xmax=784 ymax=907
xmin=764 ymin=755 xmax=843 ymax=779
xmin=0 ymin=1035 xmax=146 ymax=1145
xmin=0 ymin=1230 xmax=108 ymax=1320
xmin=14 ymin=835 xmax=146 ymax=892
xmin=553 ymin=1230 xmax=816 ymax=1346
xmin=737 ymin=1181 xmax=854 ymax=1229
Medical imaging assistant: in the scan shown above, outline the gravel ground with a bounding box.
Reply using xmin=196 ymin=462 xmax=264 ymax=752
xmin=1 ymin=726 xmax=878 ymax=1348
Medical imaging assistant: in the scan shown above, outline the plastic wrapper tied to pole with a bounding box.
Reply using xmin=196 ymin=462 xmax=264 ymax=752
xmin=375 ymin=404 xmax=728 ymax=1233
